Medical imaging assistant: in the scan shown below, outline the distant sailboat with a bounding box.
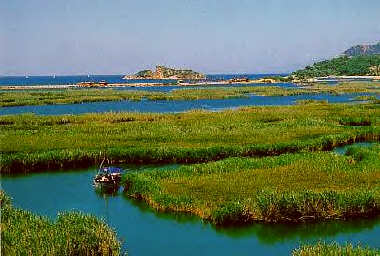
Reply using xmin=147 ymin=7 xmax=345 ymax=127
xmin=87 ymin=74 xmax=90 ymax=78
xmin=25 ymin=75 xmax=29 ymax=78
xmin=53 ymin=74 xmax=56 ymax=79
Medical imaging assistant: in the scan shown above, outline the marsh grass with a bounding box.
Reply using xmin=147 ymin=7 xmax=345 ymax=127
xmin=1 ymin=82 xmax=379 ymax=107
xmin=0 ymin=89 xmax=154 ymax=107
xmin=292 ymin=242 xmax=380 ymax=256
xmin=0 ymin=191 xmax=122 ymax=255
xmin=296 ymin=99 xmax=329 ymax=105
xmin=123 ymin=144 xmax=380 ymax=224
xmin=305 ymin=82 xmax=380 ymax=95
xmin=0 ymin=103 xmax=378 ymax=173
xmin=353 ymin=95 xmax=379 ymax=101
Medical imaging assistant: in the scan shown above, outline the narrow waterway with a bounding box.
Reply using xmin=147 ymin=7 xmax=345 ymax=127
xmin=2 ymin=161 xmax=379 ymax=256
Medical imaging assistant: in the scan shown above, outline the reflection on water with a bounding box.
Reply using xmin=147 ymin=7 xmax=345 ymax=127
xmin=124 ymin=191 xmax=380 ymax=244
xmin=2 ymin=165 xmax=380 ymax=256
xmin=215 ymin=218 xmax=380 ymax=244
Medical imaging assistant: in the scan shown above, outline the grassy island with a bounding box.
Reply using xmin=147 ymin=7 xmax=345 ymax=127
xmin=123 ymin=144 xmax=380 ymax=224
xmin=0 ymin=82 xmax=379 ymax=107
xmin=0 ymin=191 xmax=122 ymax=255
xmin=0 ymin=102 xmax=379 ymax=173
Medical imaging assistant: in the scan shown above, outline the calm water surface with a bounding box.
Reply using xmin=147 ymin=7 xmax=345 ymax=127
xmin=0 ymin=74 xmax=287 ymax=86
xmin=0 ymin=93 xmax=374 ymax=116
xmin=2 ymin=165 xmax=379 ymax=256
xmin=333 ymin=142 xmax=376 ymax=155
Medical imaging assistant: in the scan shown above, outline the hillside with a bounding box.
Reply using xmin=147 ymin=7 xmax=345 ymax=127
xmin=292 ymin=42 xmax=380 ymax=79
xmin=124 ymin=65 xmax=206 ymax=80
xmin=344 ymin=42 xmax=380 ymax=56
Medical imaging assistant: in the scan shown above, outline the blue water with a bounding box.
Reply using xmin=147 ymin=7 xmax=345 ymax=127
xmin=333 ymin=142 xmax=375 ymax=155
xmin=0 ymin=93 xmax=374 ymax=116
xmin=0 ymin=82 xmax=297 ymax=94
xmin=0 ymin=74 xmax=287 ymax=86
xmin=0 ymin=75 xmax=175 ymax=86
xmin=111 ymin=82 xmax=297 ymax=92
xmin=2 ymin=167 xmax=379 ymax=256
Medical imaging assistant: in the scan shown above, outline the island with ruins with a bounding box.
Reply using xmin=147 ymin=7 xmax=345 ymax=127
xmin=123 ymin=65 xmax=206 ymax=80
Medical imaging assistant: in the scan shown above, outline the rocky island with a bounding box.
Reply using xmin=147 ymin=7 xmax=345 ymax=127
xmin=123 ymin=65 xmax=206 ymax=80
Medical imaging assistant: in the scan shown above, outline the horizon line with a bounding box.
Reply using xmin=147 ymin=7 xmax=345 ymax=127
xmin=0 ymin=72 xmax=291 ymax=77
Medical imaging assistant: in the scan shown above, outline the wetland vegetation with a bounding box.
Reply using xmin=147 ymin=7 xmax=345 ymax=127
xmin=0 ymin=191 xmax=122 ymax=255
xmin=0 ymin=82 xmax=378 ymax=107
xmin=1 ymin=102 xmax=379 ymax=173
xmin=1 ymin=84 xmax=379 ymax=255
xmin=292 ymin=242 xmax=380 ymax=256
xmin=123 ymin=144 xmax=380 ymax=224
xmin=3 ymin=169 xmax=379 ymax=255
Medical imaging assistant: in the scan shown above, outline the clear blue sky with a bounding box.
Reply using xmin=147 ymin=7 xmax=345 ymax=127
xmin=1 ymin=0 xmax=379 ymax=75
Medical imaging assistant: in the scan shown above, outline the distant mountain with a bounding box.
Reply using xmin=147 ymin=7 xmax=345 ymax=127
xmin=343 ymin=42 xmax=380 ymax=56
xmin=123 ymin=65 xmax=206 ymax=80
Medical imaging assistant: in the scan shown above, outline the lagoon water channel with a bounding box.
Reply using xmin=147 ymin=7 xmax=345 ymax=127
xmin=0 ymin=92 xmax=375 ymax=116
xmin=1 ymin=80 xmax=377 ymax=115
xmin=2 ymin=145 xmax=380 ymax=256
xmin=1 ymin=78 xmax=379 ymax=254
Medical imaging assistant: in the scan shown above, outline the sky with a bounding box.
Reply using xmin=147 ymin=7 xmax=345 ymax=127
xmin=0 ymin=0 xmax=379 ymax=75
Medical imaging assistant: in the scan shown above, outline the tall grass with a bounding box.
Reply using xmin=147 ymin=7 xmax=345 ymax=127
xmin=0 ymin=191 xmax=122 ymax=255
xmin=1 ymin=82 xmax=379 ymax=107
xmin=0 ymin=89 xmax=153 ymax=107
xmin=123 ymin=144 xmax=380 ymax=225
xmin=292 ymin=242 xmax=380 ymax=256
xmin=1 ymin=103 xmax=379 ymax=173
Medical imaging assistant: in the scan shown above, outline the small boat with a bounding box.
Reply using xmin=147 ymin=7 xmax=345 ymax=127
xmin=93 ymin=166 xmax=123 ymax=191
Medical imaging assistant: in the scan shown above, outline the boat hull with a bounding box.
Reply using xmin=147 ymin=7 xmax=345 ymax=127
xmin=93 ymin=181 xmax=120 ymax=192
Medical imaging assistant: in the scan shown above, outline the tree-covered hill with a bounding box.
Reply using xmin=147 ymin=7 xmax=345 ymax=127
xmin=292 ymin=55 xmax=380 ymax=79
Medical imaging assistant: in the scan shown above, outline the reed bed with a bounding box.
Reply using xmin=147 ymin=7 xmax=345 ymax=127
xmin=0 ymin=89 xmax=156 ymax=107
xmin=123 ymin=144 xmax=380 ymax=225
xmin=292 ymin=242 xmax=380 ymax=256
xmin=304 ymin=82 xmax=380 ymax=95
xmin=0 ymin=191 xmax=122 ymax=255
xmin=1 ymin=82 xmax=379 ymax=107
xmin=296 ymin=99 xmax=329 ymax=105
xmin=0 ymin=103 xmax=379 ymax=173
xmin=353 ymin=95 xmax=379 ymax=101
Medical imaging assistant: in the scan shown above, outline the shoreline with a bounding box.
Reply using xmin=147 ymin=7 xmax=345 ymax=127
xmin=0 ymin=80 xmax=269 ymax=90
xmin=301 ymin=75 xmax=380 ymax=83
xmin=1 ymin=76 xmax=379 ymax=90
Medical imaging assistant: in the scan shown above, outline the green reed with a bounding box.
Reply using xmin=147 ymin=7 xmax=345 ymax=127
xmin=292 ymin=242 xmax=380 ymax=256
xmin=0 ymin=103 xmax=378 ymax=173
xmin=1 ymin=82 xmax=379 ymax=107
xmin=0 ymin=191 xmax=122 ymax=255
xmin=123 ymin=144 xmax=380 ymax=225
xmin=353 ymin=95 xmax=379 ymax=101
xmin=0 ymin=89 xmax=154 ymax=107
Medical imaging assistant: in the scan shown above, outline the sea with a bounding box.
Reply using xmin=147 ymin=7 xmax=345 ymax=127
xmin=0 ymin=74 xmax=287 ymax=86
